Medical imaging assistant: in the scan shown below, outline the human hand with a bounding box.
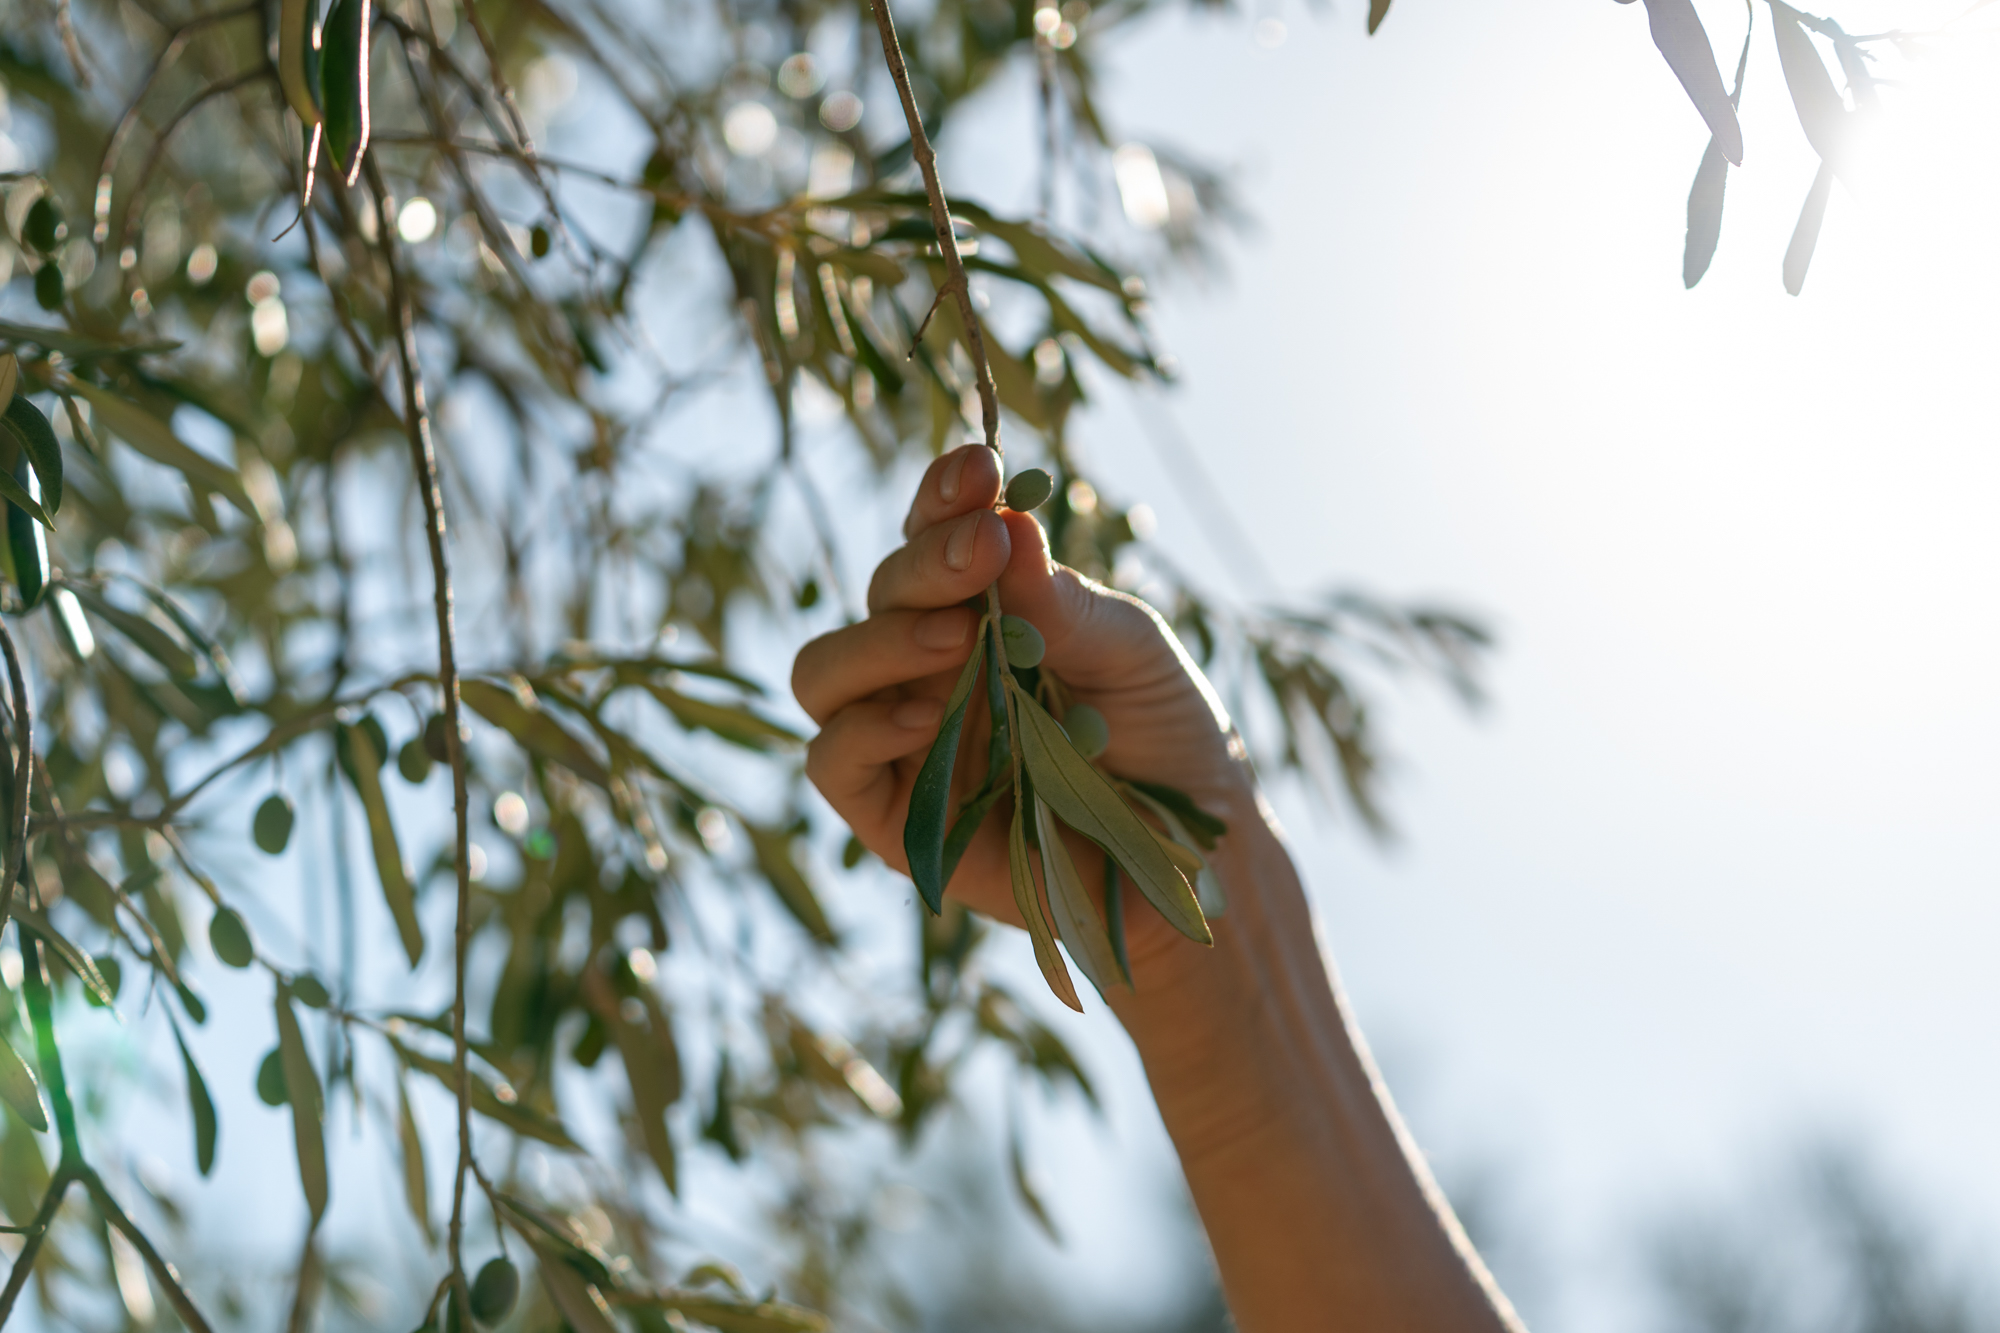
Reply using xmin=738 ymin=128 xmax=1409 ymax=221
xmin=792 ymin=443 xmax=1254 ymax=964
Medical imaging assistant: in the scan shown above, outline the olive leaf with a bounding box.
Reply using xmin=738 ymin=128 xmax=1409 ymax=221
xmin=1783 ymin=160 xmax=1836 ymax=296
xmin=1103 ymin=858 xmax=1131 ymax=986
xmin=1770 ymin=0 xmax=1850 ymax=177
xmin=395 ymin=1072 xmax=433 ymax=1243
xmin=1009 ymin=790 xmax=1080 ymax=1012
xmin=394 ymin=1041 xmax=582 ymax=1150
xmin=1643 ymin=0 xmax=1742 ymax=164
xmin=1684 ymin=9 xmax=1753 ymax=289
xmin=1008 ymin=1105 xmax=1060 ymax=1242
xmin=15 ymin=908 xmax=117 ymax=1006
xmin=940 ymin=782 xmax=1006 ymax=888
xmin=2 ymin=391 xmax=63 ymax=515
xmin=63 ymin=584 xmax=200 ymax=678
xmin=643 ymin=682 xmax=802 ymax=751
xmin=340 ymin=721 xmax=423 ymax=967
xmin=747 ymin=823 xmax=837 ymax=944
xmin=1123 ymin=782 xmax=1226 ymax=918
xmin=1367 ymin=0 xmax=1392 ymax=34
xmin=903 ymin=622 xmax=988 ymax=914
xmin=320 ymin=0 xmax=372 ymax=185
xmin=0 ymin=460 xmax=52 ymax=530
xmin=1008 ymin=680 xmax=1211 ymax=946
xmin=169 ymin=1015 xmax=217 ymax=1174
xmin=579 ymin=964 xmax=680 ymax=1195
xmin=519 ymin=1232 xmax=622 ymax=1333
xmin=65 ymin=383 xmax=256 ymax=515
xmin=1122 ymin=778 xmax=1227 ymax=849
xmin=0 ymin=353 xmax=15 ymax=410
xmin=277 ymin=0 xmax=322 ymax=126
xmin=0 ymin=320 xmax=180 ymax=361
xmin=1034 ymin=797 xmax=1124 ymax=998
xmin=461 ymin=677 xmax=611 ymax=788
xmin=274 ymin=982 xmax=328 ymax=1223
xmin=5 ymin=457 xmax=49 ymax=607
xmin=0 ymin=1031 xmax=47 ymax=1133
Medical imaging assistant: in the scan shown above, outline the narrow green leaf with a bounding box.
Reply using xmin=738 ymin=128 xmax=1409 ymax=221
xmin=1009 ymin=681 xmax=1211 ymax=946
xmin=0 ymin=320 xmax=181 ymax=361
xmin=519 ymin=1232 xmax=621 ymax=1333
xmin=341 ymin=721 xmax=423 ymax=967
xmin=1642 ymin=0 xmax=1742 ymax=164
xmin=903 ymin=627 xmax=987 ymax=914
xmin=0 ymin=353 xmax=16 ymax=411
xmin=1034 ymin=798 xmax=1124 ymax=998
xmin=1008 ymin=1108 xmax=1060 ymax=1242
xmin=1683 ymin=136 xmax=1729 ymax=288
xmin=2 ymin=393 xmax=62 ymax=514
xmin=277 ymin=0 xmax=322 ymax=125
xmin=169 ymin=1016 xmax=217 ymax=1174
xmin=395 ymin=1042 xmax=582 ymax=1150
xmin=1783 ymin=159 xmax=1836 ymax=296
xmin=395 ymin=1072 xmax=433 ymax=1243
xmin=746 ymin=823 xmax=837 ymax=944
xmin=580 ymin=965 xmax=679 ymax=1195
xmin=0 ymin=463 xmax=53 ymax=530
xmin=274 ymin=983 xmax=328 ymax=1223
xmin=461 ymin=678 xmax=610 ymax=787
xmin=5 ymin=455 xmax=49 ymax=607
xmin=14 ymin=908 xmax=116 ymax=1005
xmin=1009 ymin=793 xmax=1080 ymax=1012
xmin=643 ymin=683 xmax=802 ymax=751
xmin=63 ymin=584 xmax=200 ymax=677
xmin=65 ymin=382 xmax=255 ymax=515
xmin=1122 ymin=779 xmax=1227 ymax=848
xmin=1367 ymin=0 xmax=1391 ymax=34
xmin=0 ymin=1033 xmax=46 ymax=1133
xmin=1103 ymin=858 xmax=1131 ymax=986
xmin=941 ymin=782 xmax=1006 ymax=889
xmin=319 ymin=0 xmax=372 ymax=183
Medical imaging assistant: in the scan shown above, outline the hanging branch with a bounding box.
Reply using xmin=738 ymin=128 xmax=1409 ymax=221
xmin=363 ymin=157 xmax=478 ymax=1304
xmin=866 ymin=0 xmax=1002 ymax=457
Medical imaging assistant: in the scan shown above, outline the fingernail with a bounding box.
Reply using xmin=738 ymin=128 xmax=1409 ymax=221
xmin=939 ymin=447 xmax=970 ymax=504
xmin=892 ymin=698 xmax=943 ymax=729
xmin=943 ymin=511 xmax=982 ymax=571
xmin=914 ymin=609 xmax=968 ymax=650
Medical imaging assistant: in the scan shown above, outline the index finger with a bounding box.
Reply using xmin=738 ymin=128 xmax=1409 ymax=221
xmin=903 ymin=444 xmax=1002 ymax=540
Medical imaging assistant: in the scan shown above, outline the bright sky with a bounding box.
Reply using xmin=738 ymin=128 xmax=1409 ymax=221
xmin=943 ymin=1 xmax=2000 ymax=1327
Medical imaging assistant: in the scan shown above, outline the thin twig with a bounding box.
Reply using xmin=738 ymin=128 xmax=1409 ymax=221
xmin=82 ymin=1170 xmax=217 ymax=1333
xmin=0 ymin=1170 xmax=73 ymax=1320
xmin=865 ymin=0 xmax=1002 ymax=456
xmin=363 ymin=157 xmax=477 ymax=1302
xmin=0 ymin=618 xmax=32 ymax=928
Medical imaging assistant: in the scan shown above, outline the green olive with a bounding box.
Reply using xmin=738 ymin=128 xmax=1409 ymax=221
xmin=469 ymin=1257 xmax=520 ymax=1325
xmin=253 ymin=793 xmax=295 ymax=855
xmin=1001 ymin=614 xmax=1045 ymax=669
xmin=23 ymin=197 xmax=65 ymax=254
xmin=34 ymin=264 xmax=63 ymax=312
xmin=255 ymin=1049 xmax=289 ymax=1106
xmin=1004 ymin=468 xmax=1054 ymax=512
xmin=1061 ymin=704 xmax=1110 ymax=759
xmin=398 ymin=737 xmax=434 ymax=784
xmin=209 ymin=907 xmax=255 ymax=969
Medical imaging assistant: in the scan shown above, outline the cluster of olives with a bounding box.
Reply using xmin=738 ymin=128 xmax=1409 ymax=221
xmin=996 ymin=468 xmax=1109 ymax=760
xmin=21 ymin=194 xmax=68 ymax=312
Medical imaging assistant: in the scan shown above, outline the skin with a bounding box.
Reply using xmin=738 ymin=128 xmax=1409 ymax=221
xmin=794 ymin=444 xmax=1527 ymax=1333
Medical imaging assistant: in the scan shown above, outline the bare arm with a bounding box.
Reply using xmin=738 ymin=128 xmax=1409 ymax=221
xmin=793 ymin=444 xmax=1523 ymax=1333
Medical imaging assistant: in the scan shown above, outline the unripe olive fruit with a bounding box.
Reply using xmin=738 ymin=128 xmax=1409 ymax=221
xmin=1001 ymin=614 xmax=1045 ymax=669
xmin=423 ymin=713 xmax=452 ymax=764
xmin=398 ymin=737 xmax=433 ymax=784
xmin=470 ymin=1257 xmax=521 ymax=1324
xmin=256 ymin=1049 xmax=289 ymax=1106
xmin=34 ymin=264 xmax=63 ymax=312
xmin=529 ymin=224 xmax=551 ymax=258
xmin=253 ymin=793 xmax=295 ymax=854
xmin=292 ymin=973 xmax=331 ymax=1009
xmin=1004 ymin=468 xmax=1054 ymax=512
xmin=209 ymin=907 xmax=254 ymax=969
xmin=23 ymin=197 xmax=65 ymax=254
xmin=1061 ymin=704 xmax=1110 ymax=759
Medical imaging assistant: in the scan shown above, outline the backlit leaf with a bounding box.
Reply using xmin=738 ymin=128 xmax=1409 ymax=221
xmin=644 ymin=683 xmax=802 ymax=751
xmin=395 ymin=1073 xmax=433 ymax=1243
xmin=341 ymin=721 xmax=423 ymax=967
xmin=1783 ymin=159 xmax=1835 ymax=296
xmin=1770 ymin=1 xmax=1849 ymax=175
xmin=14 ymin=908 xmax=116 ymax=1006
xmin=65 ymin=382 xmax=255 ymax=515
xmin=1 ymin=392 xmax=62 ymax=515
xmin=1009 ymin=791 xmax=1080 ymax=1012
xmin=395 ymin=1041 xmax=582 ymax=1150
xmin=169 ymin=1017 xmax=216 ymax=1174
xmin=319 ymin=0 xmax=372 ymax=183
xmin=747 ymin=823 xmax=837 ymax=944
xmin=461 ymin=678 xmax=610 ymax=787
xmin=580 ymin=965 xmax=680 ymax=1195
xmin=1367 ymin=0 xmax=1391 ymax=35
xmin=1035 ymin=798 xmax=1124 ymax=998
xmin=64 ymin=584 xmax=200 ymax=677
xmin=1643 ymin=0 xmax=1743 ymax=164
xmin=274 ymin=983 xmax=328 ymax=1222
xmin=1682 ymin=136 xmax=1730 ymax=288
xmin=0 ymin=1032 xmax=46 ymax=1133
xmin=1009 ymin=681 xmax=1211 ymax=946
xmin=904 ymin=625 xmax=987 ymax=913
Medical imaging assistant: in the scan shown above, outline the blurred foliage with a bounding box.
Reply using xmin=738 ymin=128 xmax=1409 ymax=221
xmin=1647 ymin=1142 xmax=1995 ymax=1333
xmin=0 ymin=0 xmax=1499 ymax=1324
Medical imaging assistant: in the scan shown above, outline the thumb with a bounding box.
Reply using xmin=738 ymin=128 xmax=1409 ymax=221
xmin=994 ymin=511 xmax=1159 ymax=686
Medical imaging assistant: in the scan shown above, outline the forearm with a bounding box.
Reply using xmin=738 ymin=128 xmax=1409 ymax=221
xmin=1112 ymin=789 xmax=1523 ymax=1333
